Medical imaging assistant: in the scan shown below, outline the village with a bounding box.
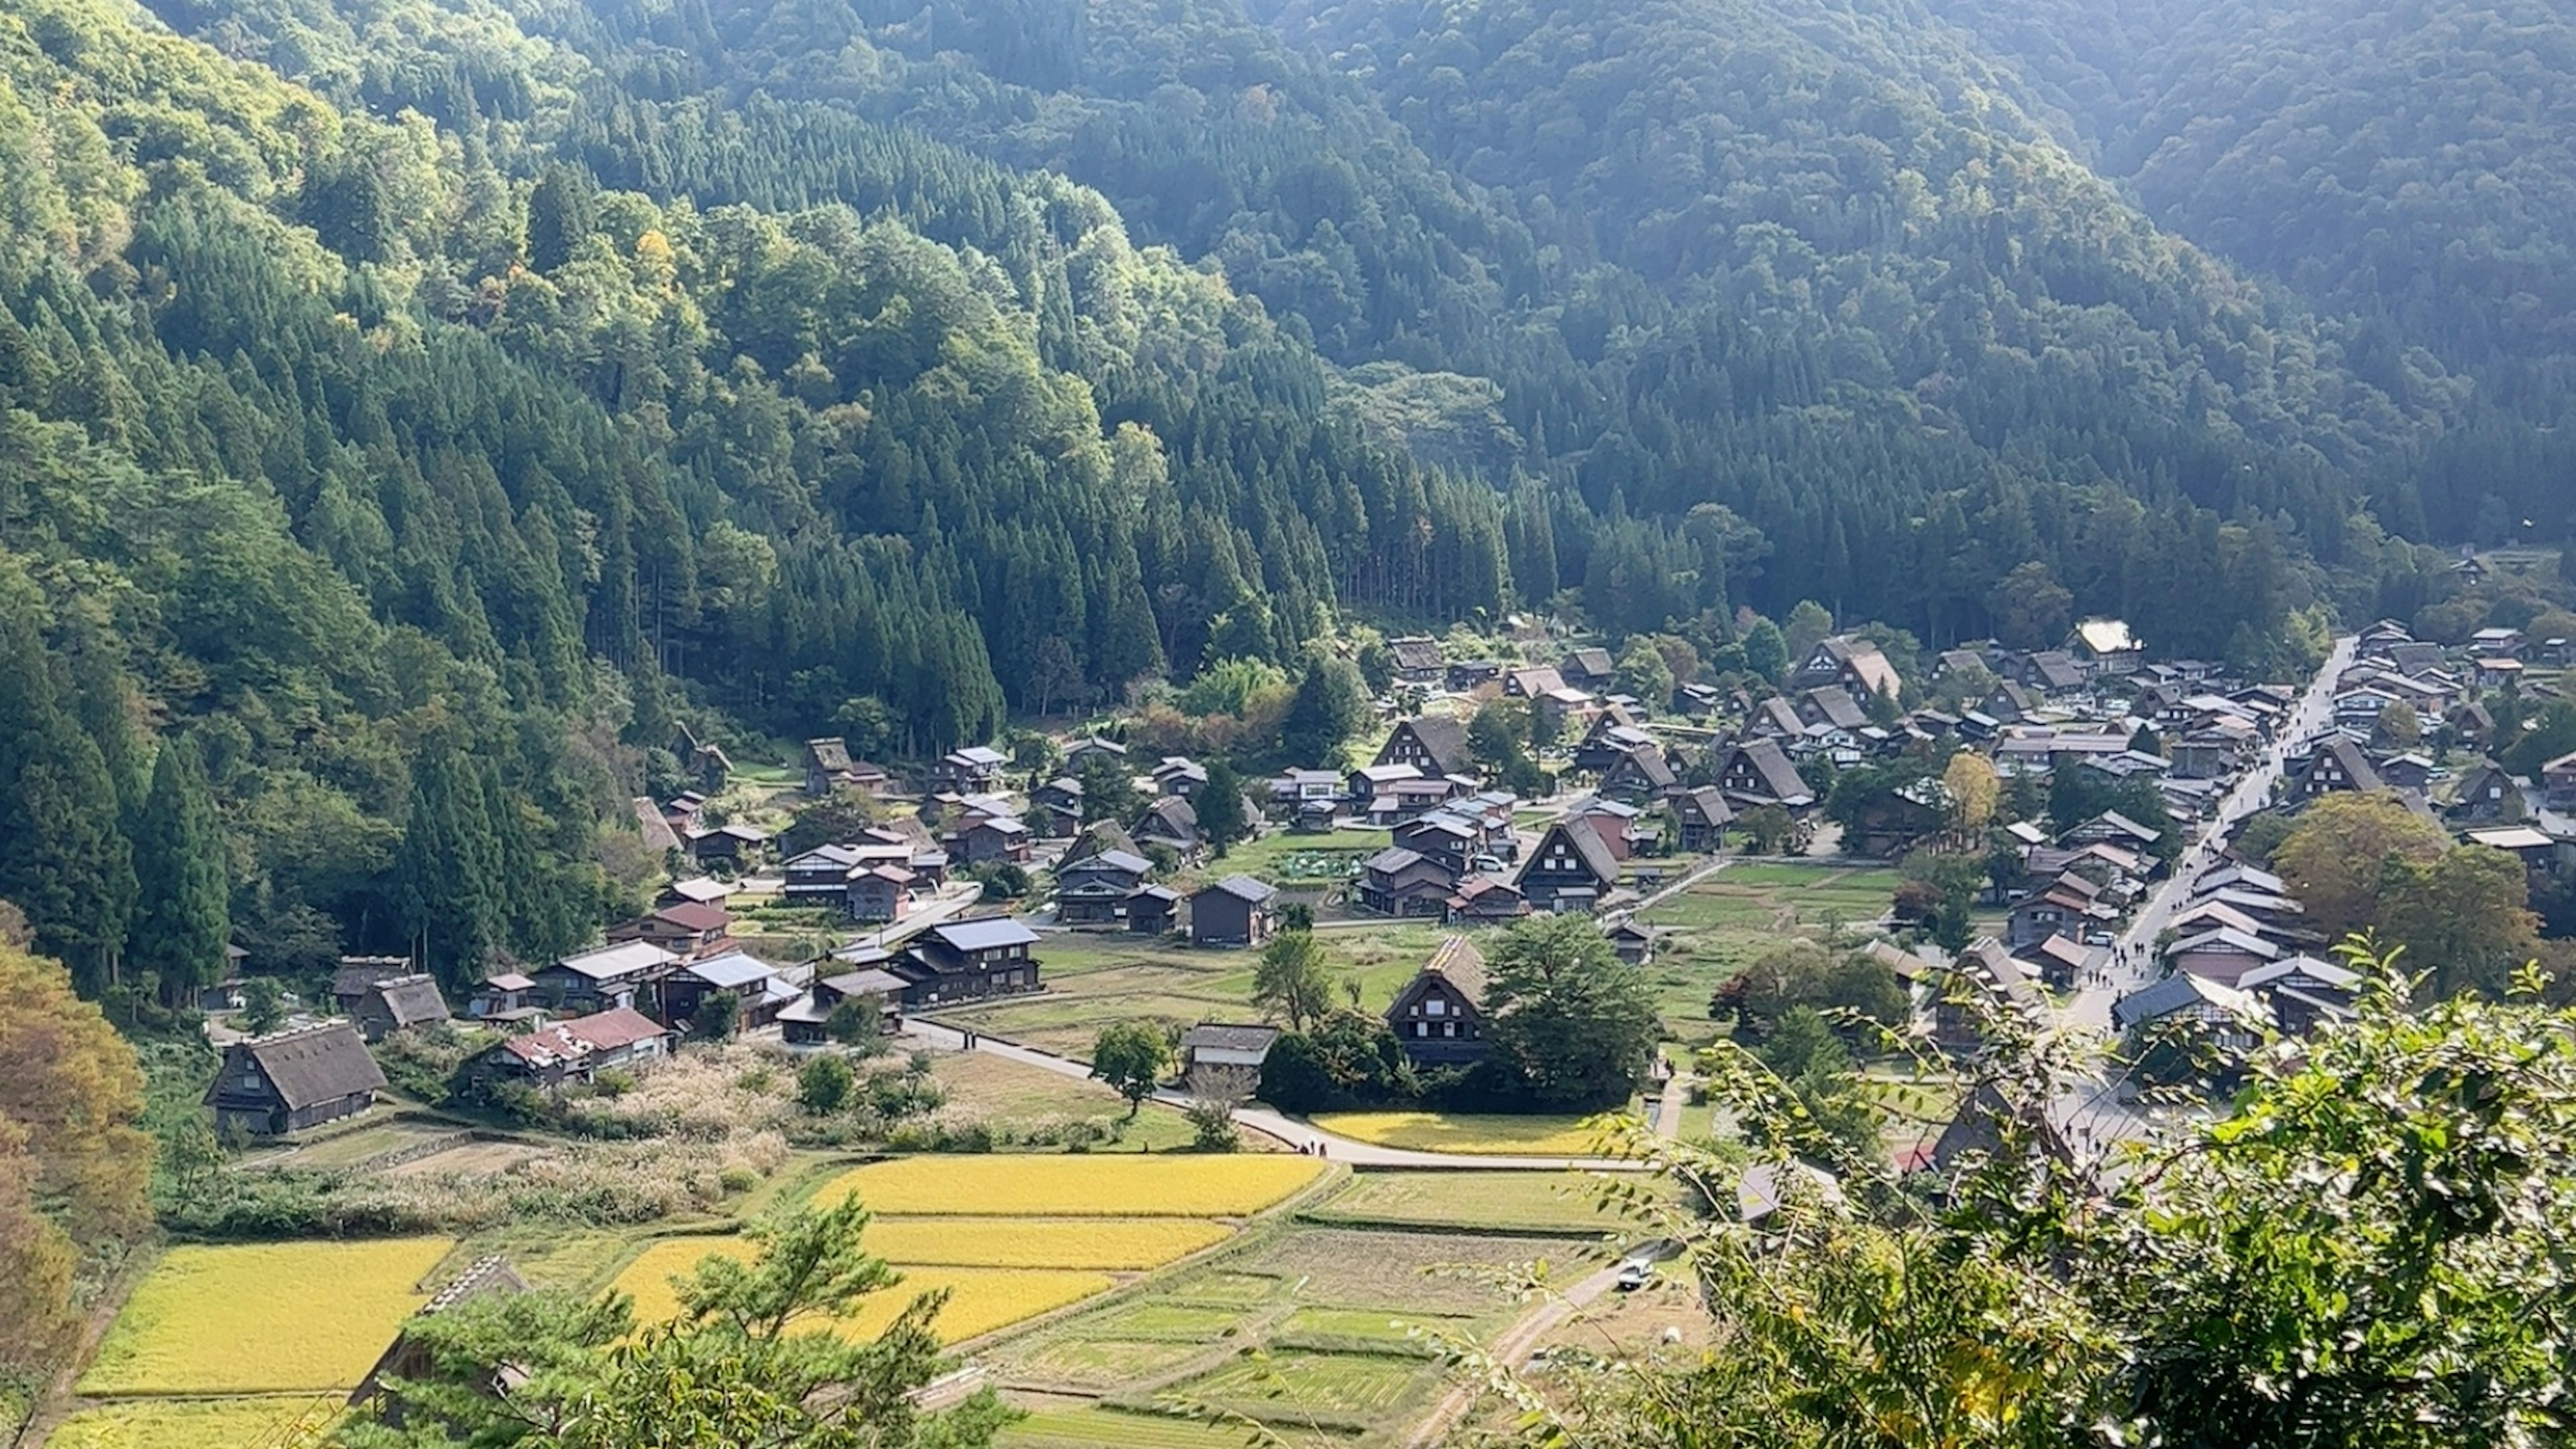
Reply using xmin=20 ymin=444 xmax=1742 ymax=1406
xmin=63 ymin=598 xmax=2576 ymax=1449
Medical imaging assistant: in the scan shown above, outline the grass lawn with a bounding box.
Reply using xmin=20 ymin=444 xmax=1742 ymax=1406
xmin=47 ymin=1396 xmax=342 ymax=1448
xmin=821 ymin=1155 xmax=1325 ymax=1217
xmin=80 ymin=1238 xmax=453 ymax=1395
xmin=1304 ymin=1170 xmax=1641 ymax=1236
xmin=1311 ymin=1111 xmax=1613 ymax=1157
xmin=928 ymin=1049 xmax=1201 ymax=1152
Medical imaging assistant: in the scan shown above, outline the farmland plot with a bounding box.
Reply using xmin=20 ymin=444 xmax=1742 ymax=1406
xmin=612 ymin=1239 xmax=1112 ymax=1345
xmin=863 ymin=1216 xmax=1232 ymax=1270
xmin=47 ymin=1395 xmax=341 ymax=1448
xmin=822 ymin=1154 xmax=1322 ymax=1217
xmin=78 ymin=1239 xmax=452 ymax=1395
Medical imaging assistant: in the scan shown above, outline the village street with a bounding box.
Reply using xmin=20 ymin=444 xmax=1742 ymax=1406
xmin=2045 ymin=633 xmax=2359 ymax=1151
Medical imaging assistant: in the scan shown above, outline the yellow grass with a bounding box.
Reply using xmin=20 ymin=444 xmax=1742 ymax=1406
xmin=612 ymin=1239 xmax=1110 ymax=1344
xmin=1310 ymin=1112 xmax=1610 ymax=1156
xmin=822 ymin=1155 xmax=1324 ymax=1217
xmin=864 ymin=1216 xmax=1233 ymax=1269
xmin=78 ymin=1239 xmax=453 ymax=1395
xmin=47 ymin=1396 xmax=340 ymax=1448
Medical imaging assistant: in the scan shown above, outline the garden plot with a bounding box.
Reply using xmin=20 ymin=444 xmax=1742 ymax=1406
xmin=79 ymin=1238 xmax=453 ymax=1395
xmin=1181 ymin=1350 xmax=1427 ymax=1428
xmin=822 ymin=1154 xmax=1323 ymax=1217
xmin=1236 ymin=1228 xmax=1599 ymax=1316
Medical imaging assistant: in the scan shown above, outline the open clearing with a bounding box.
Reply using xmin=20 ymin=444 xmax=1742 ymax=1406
xmin=822 ymin=1155 xmax=1324 ymax=1216
xmin=46 ymin=1395 xmax=342 ymax=1448
xmin=1309 ymin=1112 xmax=1611 ymax=1157
xmin=926 ymin=1050 xmax=1201 ymax=1151
xmin=78 ymin=1238 xmax=452 ymax=1395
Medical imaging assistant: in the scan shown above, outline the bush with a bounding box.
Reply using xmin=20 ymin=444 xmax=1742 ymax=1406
xmin=797 ymin=1055 xmax=855 ymax=1114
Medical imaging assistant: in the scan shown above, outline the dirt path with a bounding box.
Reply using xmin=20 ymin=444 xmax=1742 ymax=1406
xmin=1402 ymin=1262 xmax=1625 ymax=1449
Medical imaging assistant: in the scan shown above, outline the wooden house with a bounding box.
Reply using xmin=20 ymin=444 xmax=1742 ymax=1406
xmin=1715 ymin=739 xmax=1815 ymax=810
xmin=332 ymin=956 xmax=417 ymax=1015
xmin=2294 ymin=737 xmax=2383 ymax=800
xmin=353 ymin=975 xmax=451 ymax=1044
xmin=896 ymin=918 xmax=1041 ymax=1005
xmin=1599 ymin=744 xmax=1678 ymax=805
xmin=605 ymin=902 xmax=735 ymax=959
xmin=778 ymin=965 xmax=907 ymax=1046
xmin=1358 ymin=847 xmax=1460 ymax=918
xmin=1791 ymin=637 xmax=1903 ymax=702
xmin=1374 ymin=717 xmax=1474 ymax=780
xmin=1446 ymin=873 xmax=1531 ymax=923
xmin=655 ymin=949 xmax=792 ymax=1032
xmin=1387 ymin=637 xmax=1446 ymax=684
xmin=1189 ymin=875 xmax=1279 ymax=947
xmin=1124 ymin=884 xmax=1182 ymax=935
xmin=472 ymin=1008 xmax=672 ymax=1089
xmin=205 ymin=1024 xmax=386 ymax=1136
xmin=1514 ymin=818 xmax=1620 ymax=914
xmin=1055 ymin=849 xmax=1154 ymax=924
xmin=847 ymin=865 xmax=916 ymax=924
xmin=930 ymin=746 xmax=1010 ymax=794
xmin=1131 ymin=796 xmax=1202 ymax=860
xmin=1670 ymin=786 xmax=1732 ymax=852
xmin=533 ymin=941 xmax=676 ymax=1015
xmin=1385 ymin=936 xmax=1492 ymax=1068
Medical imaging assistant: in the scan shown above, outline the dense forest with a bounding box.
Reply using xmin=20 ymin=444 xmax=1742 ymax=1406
xmin=0 ymin=0 xmax=2565 ymax=994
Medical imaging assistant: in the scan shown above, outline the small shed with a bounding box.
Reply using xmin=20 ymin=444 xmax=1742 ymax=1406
xmin=1189 ymin=875 xmax=1279 ymax=948
xmin=1179 ymin=1023 xmax=1283 ymax=1073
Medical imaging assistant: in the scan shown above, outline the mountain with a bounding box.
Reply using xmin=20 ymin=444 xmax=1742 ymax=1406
xmin=1921 ymin=0 xmax=2576 ymax=542
xmin=0 ymin=0 xmax=2546 ymax=989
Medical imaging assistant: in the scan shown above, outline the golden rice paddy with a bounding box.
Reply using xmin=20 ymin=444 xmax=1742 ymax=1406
xmin=77 ymin=1238 xmax=453 ymax=1395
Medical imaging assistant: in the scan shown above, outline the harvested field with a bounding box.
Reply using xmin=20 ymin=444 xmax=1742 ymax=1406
xmin=376 ymin=1140 xmax=545 ymax=1178
xmin=1307 ymin=1170 xmax=1638 ymax=1234
xmin=1234 ymin=1228 xmax=1597 ymax=1316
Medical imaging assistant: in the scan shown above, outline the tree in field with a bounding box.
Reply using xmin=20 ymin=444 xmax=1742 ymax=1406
xmin=1195 ymin=760 xmax=1248 ymax=856
xmin=1252 ymin=928 xmax=1338 ymax=1033
xmin=1089 ymin=1021 xmax=1169 ymax=1118
xmin=1484 ymin=914 xmax=1660 ymax=1110
xmin=341 ymin=1197 xmax=1012 ymax=1449
xmin=1717 ymin=938 xmax=1909 ymax=1041
xmin=2272 ymin=792 xmax=2451 ymax=941
xmin=129 ymin=737 xmax=231 ymax=1008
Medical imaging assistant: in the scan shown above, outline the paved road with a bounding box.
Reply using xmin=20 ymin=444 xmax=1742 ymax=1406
xmin=2045 ymin=635 xmax=2357 ymax=1152
xmin=900 ymin=1018 xmax=1649 ymax=1170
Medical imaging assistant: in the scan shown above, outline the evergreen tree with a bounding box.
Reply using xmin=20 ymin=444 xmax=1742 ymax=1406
xmin=394 ymin=743 xmax=505 ymax=986
xmin=129 ymin=737 xmax=231 ymax=1008
xmin=1196 ymin=760 xmax=1249 ymax=855
xmin=1278 ymin=651 xmax=1370 ymax=768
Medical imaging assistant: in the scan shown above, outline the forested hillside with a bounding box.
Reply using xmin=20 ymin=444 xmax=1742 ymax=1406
xmin=0 ymin=0 xmax=1504 ymax=992
xmin=1922 ymin=0 xmax=2576 ymax=543
xmin=0 ymin=0 xmax=2553 ymax=996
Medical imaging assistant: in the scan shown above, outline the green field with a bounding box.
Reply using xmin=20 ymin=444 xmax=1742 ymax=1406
xmin=1185 ymin=1349 xmax=1428 ymax=1422
xmin=1638 ymin=862 xmax=1908 ymax=1046
xmin=1002 ymin=1407 xmax=1336 ymax=1449
xmin=1193 ymin=828 xmax=1391 ymax=887
xmin=1305 ymin=1170 xmax=1641 ymax=1235
xmin=1311 ymin=1112 xmax=1612 ymax=1157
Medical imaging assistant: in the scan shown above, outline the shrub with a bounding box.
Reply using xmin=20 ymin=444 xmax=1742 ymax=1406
xmin=798 ymin=1055 xmax=854 ymax=1114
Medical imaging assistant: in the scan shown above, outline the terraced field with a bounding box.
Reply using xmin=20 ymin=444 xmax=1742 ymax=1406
xmin=78 ymin=1239 xmax=453 ymax=1396
xmin=822 ymin=1154 xmax=1324 ymax=1217
xmin=1304 ymin=1170 xmax=1639 ymax=1234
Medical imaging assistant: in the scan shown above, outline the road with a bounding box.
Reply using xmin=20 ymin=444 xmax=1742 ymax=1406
xmin=900 ymin=1017 xmax=1652 ymax=1170
xmin=2044 ymin=634 xmax=2357 ymax=1152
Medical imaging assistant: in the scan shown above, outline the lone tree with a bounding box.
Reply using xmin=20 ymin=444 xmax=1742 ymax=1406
xmin=1484 ymin=914 xmax=1660 ymax=1110
xmin=1089 ymin=1021 xmax=1170 ymax=1118
xmin=1252 ymin=928 xmax=1338 ymax=1033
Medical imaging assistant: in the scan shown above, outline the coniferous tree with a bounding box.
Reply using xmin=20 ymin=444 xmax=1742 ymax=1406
xmin=394 ymin=743 xmax=505 ymax=986
xmin=129 ymin=737 xmax=231 ymax=1008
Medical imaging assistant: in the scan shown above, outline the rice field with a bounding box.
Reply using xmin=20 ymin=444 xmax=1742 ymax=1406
xmin=1306 ymin=1170 xmax=1639 ymax=1234
xmin=612 ymin=1238 xmax=1111 ymax=1345
xmin=1001 ymin=1406 xmax=1338 ymax=1449
xmin=822 ymin=1154 xmax=1324 ymax=1217
xmin=46 ymin=1395 xmax=341 ymax=1448
xmin=862 ymin=1216 xmax=1232 ymax=1270
xmin=78 ymin=1238 xmax=453 ymax=1395
xmin=1309 ymin=1112 xmax=1612 ymax=1157
xmin=1187 ymin=1349 xmax=1427 ymax=1417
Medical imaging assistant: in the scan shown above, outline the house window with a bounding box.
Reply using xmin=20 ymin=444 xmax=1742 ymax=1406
xmin=1441 ymin=1021 xmax=1456 ymax=1038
